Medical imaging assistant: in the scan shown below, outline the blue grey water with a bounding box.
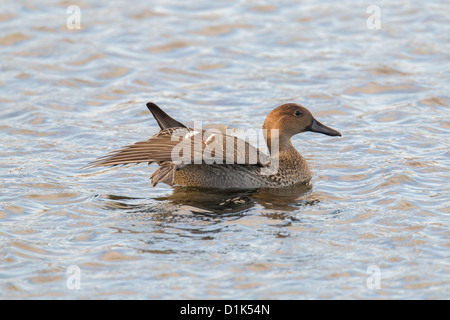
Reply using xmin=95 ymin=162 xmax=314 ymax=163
xmin=0 ymin=0 xmax=449 ymax=299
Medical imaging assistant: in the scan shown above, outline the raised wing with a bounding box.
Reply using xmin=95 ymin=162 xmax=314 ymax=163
xmin=85 ymin=127 xmax=271 ymax=169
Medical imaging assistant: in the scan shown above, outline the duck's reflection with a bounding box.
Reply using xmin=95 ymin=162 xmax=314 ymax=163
xmin=103 ymin=183 xmax=315 ymax=217
xmin=159 ymin=183 xmax=313 ymax=214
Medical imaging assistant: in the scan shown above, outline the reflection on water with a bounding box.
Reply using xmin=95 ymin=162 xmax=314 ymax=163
xmin=163 ymin=184 xmax=313 ymax=213
xmin=102 ymin=184 xmax=312 ymax=220
xmin=1 ymin=0 xmax=449 ymax=299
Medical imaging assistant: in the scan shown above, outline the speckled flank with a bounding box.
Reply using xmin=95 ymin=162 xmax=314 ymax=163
xmin=174 ymin=143 xmax=312 ymax=188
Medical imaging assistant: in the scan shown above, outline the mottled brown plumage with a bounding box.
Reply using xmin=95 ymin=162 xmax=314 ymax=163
xmin=85 ymin=102 xmax=341 ymax=188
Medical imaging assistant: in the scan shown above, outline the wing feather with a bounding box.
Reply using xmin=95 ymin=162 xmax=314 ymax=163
xmin=85 ymin=127 xmax=271 ymax=169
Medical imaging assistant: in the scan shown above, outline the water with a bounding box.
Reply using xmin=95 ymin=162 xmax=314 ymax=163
xmin=0 ymin=0 xmax=449 ymax=299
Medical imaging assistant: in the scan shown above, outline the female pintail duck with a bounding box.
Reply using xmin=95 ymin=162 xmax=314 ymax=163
xmin=86 ymin=102 xmax=341 ymax=188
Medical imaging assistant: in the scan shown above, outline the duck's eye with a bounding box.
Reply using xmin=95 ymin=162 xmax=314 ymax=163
xmin=294 ymin=110 xmax=302 ymax=116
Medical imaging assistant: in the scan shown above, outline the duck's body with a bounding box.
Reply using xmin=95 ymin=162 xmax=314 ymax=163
xmin=86 ymin=102 xmax=341 ymax=188
xmin=174 ymin=158 xmax=309 ymax=189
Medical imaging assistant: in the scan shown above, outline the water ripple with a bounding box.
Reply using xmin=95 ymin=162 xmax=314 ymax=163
xmin=0 ymin=0 xmax=449 ymax=299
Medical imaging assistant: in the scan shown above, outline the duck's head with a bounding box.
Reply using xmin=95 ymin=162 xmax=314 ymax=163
xmin=263 ymin=103 xmax=341 ymax=141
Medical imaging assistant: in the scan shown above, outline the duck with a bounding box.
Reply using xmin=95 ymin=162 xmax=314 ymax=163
xmin=86 ymin=102 xmax=341 ymax=188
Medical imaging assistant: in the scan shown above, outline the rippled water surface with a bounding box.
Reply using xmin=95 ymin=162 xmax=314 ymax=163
xmin=1 ymin=1 xmax=449 ymax=299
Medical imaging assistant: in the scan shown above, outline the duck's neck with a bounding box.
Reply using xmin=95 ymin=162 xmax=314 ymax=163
xmin=266 ymin=134 xmax=301 ymax=160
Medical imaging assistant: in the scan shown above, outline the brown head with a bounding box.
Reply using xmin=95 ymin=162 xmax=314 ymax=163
xmin=263 ymin=103 xmax=341 ymax=151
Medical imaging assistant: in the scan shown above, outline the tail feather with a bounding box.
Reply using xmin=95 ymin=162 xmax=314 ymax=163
xmin=151 ymin=161 xmax=177 ymax=186
xmin=146 ymin=102 xmax=186 ymax=130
